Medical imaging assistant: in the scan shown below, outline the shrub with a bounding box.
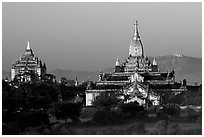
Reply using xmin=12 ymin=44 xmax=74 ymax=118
xmin=156 ymin=109 xmax=166 ymax=120
xmin=3 ymin=111 xmax=50 ymax=135
xmin=49 ymin=101 xmax=82 ymax=123
xmin=156 ymin=104 xmax=181 ymax=120
xmin=15 ymin=111 xmax=50 ymax=128
xmin=119 ymin=102 xmax=145 ymax=117
xmin=23 ymin=125 xmax=49 ymax=135
xmin=93 ymin=110 xmax=125 ymax=125
xmin=166 ymin=123 xmax=181 ymax=135
xmin=184 ymin=106 xmax=201 ymax=121
xmin=2 ymin=111 xmax=15 ymax=123
xmin=2 ymin=122 xmax=22 ymax=135
xmin=80 ymin=107 xmax=96 ymax=119
xmin=164 ymin=104 xmax=181 ymax=117
xmin=93 ymin=93 xmax=120 ymax=109
xmin=148 ymin=105 xmax=160 ymax=114
xmin=180 ymin=128 xmax=202 ymax=135
xmin=197 ymin=116 xmax=202 ymax=126
xmin=152 ymin=120 xmax=169 ymax=135
xmin=126 ymin=122 xmax=146 ymax=134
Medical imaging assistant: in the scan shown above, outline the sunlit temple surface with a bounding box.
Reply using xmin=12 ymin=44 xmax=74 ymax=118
xmin=86 ymin=20 xmax=187 ymax=106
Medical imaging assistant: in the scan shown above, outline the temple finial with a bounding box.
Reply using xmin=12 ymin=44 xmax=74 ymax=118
xmin=133 ymin=20 xmax=139 ymax=40
xmin=26 ymin=40 xmax=30 ymax=50
xmin=134 ymin=20 xmax=138 ymax=36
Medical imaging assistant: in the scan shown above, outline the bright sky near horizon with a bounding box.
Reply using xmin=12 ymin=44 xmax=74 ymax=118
xmin=2 ymin=2 xmax=202 ymax=71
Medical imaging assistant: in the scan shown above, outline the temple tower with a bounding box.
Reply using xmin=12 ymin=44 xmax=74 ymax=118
xmin=129 ymin=20 xmax=144 ymax=57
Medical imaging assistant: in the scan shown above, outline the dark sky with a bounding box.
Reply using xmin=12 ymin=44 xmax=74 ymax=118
xmin=2 ymin=2 xmax=202 ymax=71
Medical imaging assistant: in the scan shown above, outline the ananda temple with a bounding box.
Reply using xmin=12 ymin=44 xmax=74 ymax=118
xmin=85 ymin=20 xmax=187 ymax=107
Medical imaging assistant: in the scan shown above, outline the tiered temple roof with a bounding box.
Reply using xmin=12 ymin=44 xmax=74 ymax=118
xmin=85 ymin=20 xmax=186 ymax=106
xmin=11 ymin=41 xmax=46 ymax=82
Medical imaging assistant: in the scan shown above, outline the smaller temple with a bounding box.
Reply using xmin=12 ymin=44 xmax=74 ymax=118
xmin=11 ymin=41 xmax=46 ymax=83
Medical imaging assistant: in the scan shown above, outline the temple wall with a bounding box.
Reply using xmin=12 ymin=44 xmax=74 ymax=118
xmin=85 ymin=92 xmax=100 ymax=106
xmin=11 ymin=69 xmax=15 ymax=81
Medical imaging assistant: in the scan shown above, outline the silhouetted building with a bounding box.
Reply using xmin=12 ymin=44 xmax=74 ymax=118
xmin=11 ymin=41 xmax=46 ymax=83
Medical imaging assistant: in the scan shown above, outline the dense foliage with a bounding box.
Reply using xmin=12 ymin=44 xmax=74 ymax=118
xmin=49 ymin=101 xmax=82 ymax=122
xmin=119 ymin=102 xmax=145 ymax=117
xmin=156 ymin=104 xmax=181 ymax=119
xmin=3 ymin=81 xmax=60 ymax=111
xmin=92 ymin=93 xmax=120 ymax=109
xmin=2 ymin=79 xmax=85 ymax=135
xmin=93 ymin=109 xmax=125 ymax=125
xmin=2 ymin=79 xmax=202 ymax=135
xmin=160 ymin=85 xmax=202 ymax=106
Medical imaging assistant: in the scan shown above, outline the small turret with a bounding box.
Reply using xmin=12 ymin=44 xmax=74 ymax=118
xmin=115 ymin=57 xmax=120 ymax=66
xmin=153 ymin=57 xmax=157 ymax=66
xmin=99 ymin=69 xmax=103 ymax=81
xmin=115 ymin=57 xmax=121 ymax=73
xmin=152 ymin=57 xmax=158 ymax=72
xmin=75 ymin=75 xmax=78 ymax=86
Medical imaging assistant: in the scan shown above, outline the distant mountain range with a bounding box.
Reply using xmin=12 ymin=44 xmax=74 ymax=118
xmin=150 ymin=55 xmax=202 ymax=85
xmin=2 ymin=54 xmax=202 ymax=85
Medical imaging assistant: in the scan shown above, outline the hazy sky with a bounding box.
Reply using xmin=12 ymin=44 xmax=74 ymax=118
xmin=2 ymin=2 xmax=202 ymax=71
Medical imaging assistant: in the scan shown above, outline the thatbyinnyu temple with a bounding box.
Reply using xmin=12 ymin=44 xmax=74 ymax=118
xmin=86 ymin=20 xmax=187 ymax=106
xmin=11 ymin=41 xmax=47 ymax=82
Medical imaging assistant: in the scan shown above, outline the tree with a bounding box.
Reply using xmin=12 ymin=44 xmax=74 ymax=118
xmin=24 ymin=82 xmax=60 ymax=109
xmin=66 ymin=79 xmax=75 ymax=86
xmin=60 ymin=85 xmax=76 ymax=101
xmin=156 ymin=103 xmax=181 ymax=120
xmin=167 ymin=93 xmax=185 ymax=105
xmin=2 ymin=81 xmax=21 ymax=112
xmin=184 ymin=85 xmax=202 ymax=106
xmin=119 ymin=101 xmax=145 ymax=117
xmin=49 ymin=101 xmax=82 ymax=123
xmin=92 ymin=93 xmax=120 ymax=110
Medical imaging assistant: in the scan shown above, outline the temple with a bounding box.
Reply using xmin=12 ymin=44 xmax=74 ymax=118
xmin=11 ymin=41 xmax=47 ymax=83
xmin=86 ymin=20 xmax=187 ymax=106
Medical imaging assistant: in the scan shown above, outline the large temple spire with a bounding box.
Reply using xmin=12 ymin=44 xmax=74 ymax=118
xmin=129 ymin=19 xmax=144 ymax=57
